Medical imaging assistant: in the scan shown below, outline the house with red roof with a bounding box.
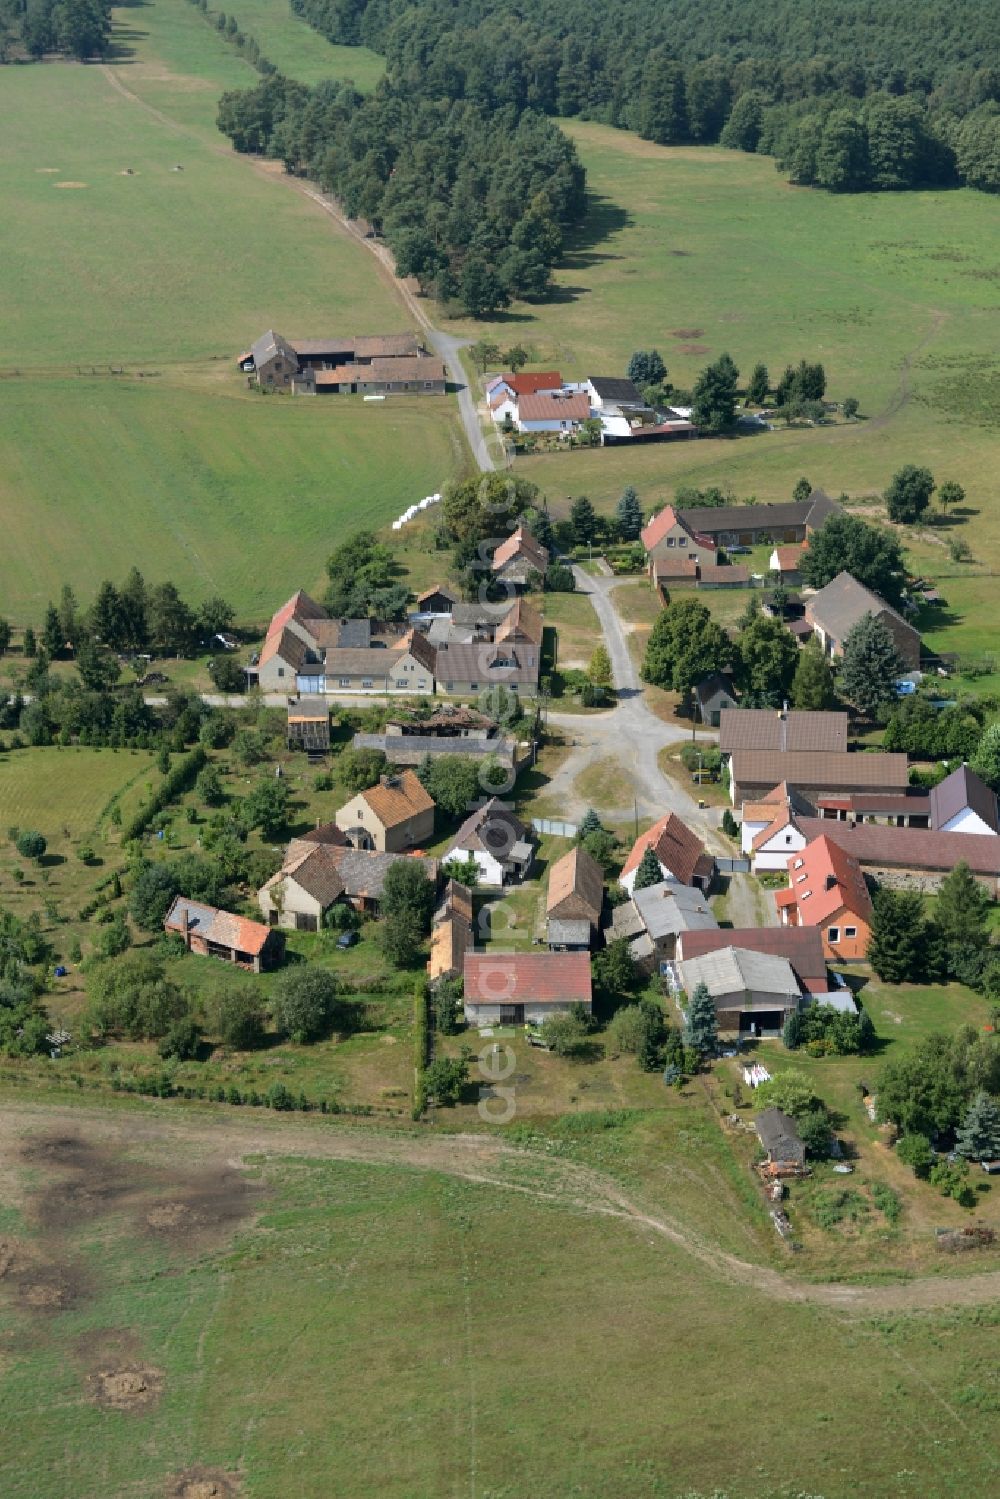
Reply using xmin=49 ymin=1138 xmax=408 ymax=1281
xmin=620 ymin=812 xmax=715 ymax=894
xmin=773 ymin=835 xmax=873 ymax=961
xmin=463 ymin=950 xmax=592 ymax=1026
xmin=491 ymin=526 xmax=550 ymax=586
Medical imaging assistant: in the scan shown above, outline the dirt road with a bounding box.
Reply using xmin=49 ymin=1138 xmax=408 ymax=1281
xmin=4 ymin=1100 xmax=998 ymax=1317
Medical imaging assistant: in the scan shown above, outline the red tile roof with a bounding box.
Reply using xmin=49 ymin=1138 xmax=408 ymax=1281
xmin=622 ymin=812 xmax=713 ymax=886
xmin=641 ymin=505 xmax=683 ymax=551
xmin=506 ymin=371 xmax=563 ymax=395
xmin=266 ymin=589 xmax=327 ymax=640
xmin=777 ymin=835 xmax=873 ymax=927
xmin=463 ymin=951 xmax=592 ymax=1006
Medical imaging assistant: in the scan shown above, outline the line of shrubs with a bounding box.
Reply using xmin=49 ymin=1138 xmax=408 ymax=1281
xmin=412 ymin=978 xmax=430 ymax=1120
xmin=120 ymin=745 xmax=207 ymax=843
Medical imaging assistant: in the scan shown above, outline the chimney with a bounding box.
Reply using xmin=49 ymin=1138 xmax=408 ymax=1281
xmin=180 ymin=903 xmax=190 ymax=949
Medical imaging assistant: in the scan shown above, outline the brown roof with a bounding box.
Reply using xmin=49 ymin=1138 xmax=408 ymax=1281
xmin=416 ymin=583 xmax=460 ymax=607
xmin=795 ymin=818 xmax=1000 ymax=876
xmin=678 ymin=925 xmax=829 ymax=995
xmin=773 ymin=544 xmax=806 ymax=570
xmin=290 ymin=333 xmax=420 ymax=359
xmin=729 ymin=750 xmax=909 ymax=793
xmin=314 ymin=357 xmax=445 ymax=385
xmin=622 ymin=812 xmax=714 ymax=886
xmin=496 ymin=596 xmax=544 ymax=645
xmin=437 ymin=877 xmax=474 ymax=924
xmin=451 ymin=798 xmax=528 ymax=855
xmin=463 ymin=951 xmax=592 ymax=1006
xmin=719 ymin=709 xmax=849 ymax=754
xmin=295 ymin=821 xmax=348 ymax=848
xmin=653 ymin=557 xmax=700 ymax=582
xmin=699 ymin=564 xmax=749 ymax=585
xmin=357 ymin=770 xmax=435 ymax=830
xmin=805 ymin=571 xmax=916 ymax=646
xmin=517 ymin=393 xmax=591 ymax=422
xmin=492 ymin=527 xmax=550 ymax=573
xmin=326 ymin=847 xmax=437 ymax=900
xmin=265 ymin=844 xmax=345 ymax=907
xmin=428 ymin=914 xmax=473 ymax=981
xmin=434 ymin=640 xmax=540 ymax=687
xmin=546 ymin=845 xmax=604 ymax=925
xmin=323 ymin=647 xmax=406 ymax=677
xmin=929 ymin=765 xmax=999 ymax=833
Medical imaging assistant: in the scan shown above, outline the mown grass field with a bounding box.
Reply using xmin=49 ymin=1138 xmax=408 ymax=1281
xmin=4 ymin=1099 xmax=1000 ymax=1499
xmin=219 ymin=0 xmax=385 ymax=88
xmin=0 ymin=2 xmax=463 ymax=621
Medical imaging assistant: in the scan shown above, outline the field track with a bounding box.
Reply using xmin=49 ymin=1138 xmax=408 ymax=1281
xmin=5 ymin=1099 xmax=999 ymax=1315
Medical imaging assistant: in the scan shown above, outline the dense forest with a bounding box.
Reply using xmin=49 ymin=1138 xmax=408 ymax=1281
xmin=290 ymin=0 xmax=1000 ymax=195
xmin=0 ymin=0 xmax=111 ymax=59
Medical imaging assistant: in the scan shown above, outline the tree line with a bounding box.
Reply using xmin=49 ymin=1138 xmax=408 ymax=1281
xmin=292 ymin=0 xmax=1000 ymax=196
xmin=0 ymin=0 xmax=111 ymax=61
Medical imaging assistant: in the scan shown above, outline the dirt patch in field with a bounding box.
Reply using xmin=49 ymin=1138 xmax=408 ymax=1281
xmin=679 ymin=343 xmax=710 ymax=356
xmin=166 ymin=1468 xmax=243 ymax=1498
xmin=0 ymin=1236 xmax=89 ymax=1315
xmin=36 ymin=167 xmax=60 ymax=173
xmin=672 ymin=328 xmax=704 ymax=339
xmin=54 ymin=181 xmax=88 ymax=189
xmin=88 ymin=1362 xmax=165 ymax=1411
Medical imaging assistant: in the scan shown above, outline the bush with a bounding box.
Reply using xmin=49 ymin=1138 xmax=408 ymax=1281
xmin=270 ymin=966 xmax=339 ymax=1043
xmin=267 ymin=1081 xmax=295 ymax=1111
xmin=16 ymin=830 xmax=46 ymax=861
xmin=208 ymin=987 xmax=266 ymax=1049
xmin=424 ymin=1055 xmax=469 ymax=1105
xmin=338 ymin=747 xmax=388 ymax=794
xmin=896 ymin=1132 xmax=934 ymax=1177
xmin=157 ymin=1015 xmax=202 ymax=1061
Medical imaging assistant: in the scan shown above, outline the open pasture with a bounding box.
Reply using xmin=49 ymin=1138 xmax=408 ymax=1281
xmin=4 ymin=1100 xmax=1000 ymax=1499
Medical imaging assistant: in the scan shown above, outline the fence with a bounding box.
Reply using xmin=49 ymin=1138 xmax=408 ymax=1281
xmin=716 ymin=856 xmax=751 ymax=874
xmin=531 ymin=816 xmax=578 ymax=839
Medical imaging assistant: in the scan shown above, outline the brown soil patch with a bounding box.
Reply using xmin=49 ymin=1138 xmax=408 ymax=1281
xmin=89 ymin=1362 xmax=164 ymax=1411
xmin=166 ymin=1468 xmax=242 ymax=1498
xmin=36 ymin=167 xmax=60 ymax=173
xmin=0 ymin=1236 xmax=88 ymax=1314
xmin=672 ymin=328 xmax=704 ymax=339
xmin=54 ymin=181 xmax=88 ymax=189
xmin=679 ymin=343 xmax=710 ymax=356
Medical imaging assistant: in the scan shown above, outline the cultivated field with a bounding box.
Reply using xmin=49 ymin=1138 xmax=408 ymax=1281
xmin=0 ymin=3 xmax=463 ymax=621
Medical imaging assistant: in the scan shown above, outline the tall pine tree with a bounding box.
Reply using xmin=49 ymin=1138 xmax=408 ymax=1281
xmin=616 ymin=486 xmax=643 ymax=541
xmin=683 ymin=982 xmax=718 ymax=1056
xmin=955 ymin=1090 xmax=1000 ymax=1161
xmin=633 ymin=844 xmax=663 ymax=890
xmin=841 ymin=612 xmax=903 ymax=719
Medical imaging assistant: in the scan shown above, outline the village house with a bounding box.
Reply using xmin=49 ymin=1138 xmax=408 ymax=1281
xmin=755 ymin=1108 xmax=807 ymax=1176
xmin=608 ymin=880 xmax=719 ymax=973
xmin=256 ymin=591 xmax=438 ymax=696
xmin=652 ymin=559 xmax=750 ymax=593
xmin=445 ymin=799 xmax=535 ymax=887
xmin=677 ymin=489 xmax=841 ymax=548
xmin=164 ymin=896 xmax=281 ymax=973
xmin=640 ymin=505 xmax=717 ymax=572
xmin=463 ymin=950 xmax=592 ymax=1026
xmin=586 ymin=375 xmax=645 ymax=412
xmin=414 ymin=583 xmax=461 ymax=616
xmin=433 ymin=638 xmax=540 ymax=696
xmin=679 ymin=945 xmax=804 ymax=1036
xmin=620 ymin=812 xmax=716 ymax=894
xmin=728 ymin=749 xmax=910 ymax=805
xmin=491 ymin=527 xmax=550 ymax=586
xmin=285 ymin=695 xmax=330 ymax=752
xmin=335 ymin=769 xmax=435 ymax=852
xmin=486 ymin=371 xmax=563 ymax=406
xmin=321 ymin=848 xmax=438 ymax=914
xmin=740 ymin=783 xmax=816 ymax=869
xmin=804 ymin=571 xmax=920 ymax=669
xmin=257 ymin=839 xmax=347 ymax=933
xmin=545 ymin=845 xmax=604 ymax=949
xmin=774 ymin=834 xmax=873 ymax=961
xmin=514 ymin=391 xmax=592 ymax=434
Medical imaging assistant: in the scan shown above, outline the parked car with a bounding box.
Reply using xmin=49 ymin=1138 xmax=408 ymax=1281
xmin=337 ymin=930 xmax=359 ymax=950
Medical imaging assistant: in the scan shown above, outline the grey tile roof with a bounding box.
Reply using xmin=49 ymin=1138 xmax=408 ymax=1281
xmin=588 ymin=375 xmax=644 ymax=403
xmin=755 ymin=1108 xmax=805 ymax=1163
xmin=548 ymin=918 xmax=592 ymax=947
xmin=720 ymin=709 xmax=849 ymax=754
xmin=806 ymin=571 xmax=915 ymax=643
xmin=680 ymin=947 xmax=801 ymax=1001
xmin=435 ymin=640 xmax=540 ymax=687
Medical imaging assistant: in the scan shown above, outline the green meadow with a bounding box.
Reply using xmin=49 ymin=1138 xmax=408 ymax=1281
xmin=216 ymin=0 xmax=385 ymax=89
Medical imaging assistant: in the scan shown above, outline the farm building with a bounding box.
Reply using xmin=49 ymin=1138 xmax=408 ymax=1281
xmin=727 ymin=749 xmax=909 ymax=804
xmin=608 ymin=880 xmax=719 ymax=972
xmin=463 ymin=951 xmax=592 ymax=1026
xmin=719 ymin=709 xmax=849 ymax=756
xmin=676 ymin=489 xmax=841 ymax=548
xmin=257 ymin=841 xmax=346 ymax=933
xmin=240 ymin=331 xmax=445 ymax=395
xmin=164 ymin=896 xmax=280 ymax=973
xmin=286 ymin=695 xmax=330 ymax=752
xmin=755 ymin=1109 xmax=807 ymax=1176
xmin=678 ymin=946 xmax=803 ymax=1035
xmin=928 ymin=765 xmax=999 ymax=835
xmin=545 ymin=845 xmax=604 ymax=941
xmin=320 ymin=848 xmax=437 ymax=914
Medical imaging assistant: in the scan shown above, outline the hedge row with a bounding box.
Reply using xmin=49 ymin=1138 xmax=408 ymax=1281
xmin=412 ymin=978 xmax=430 ymax=1120
xmin=120 ymin=745 xmax=207 ymax=843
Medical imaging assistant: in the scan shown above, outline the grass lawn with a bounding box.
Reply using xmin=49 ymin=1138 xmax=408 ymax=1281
xmin=538 ymin=588 xmax=601 ymax=667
